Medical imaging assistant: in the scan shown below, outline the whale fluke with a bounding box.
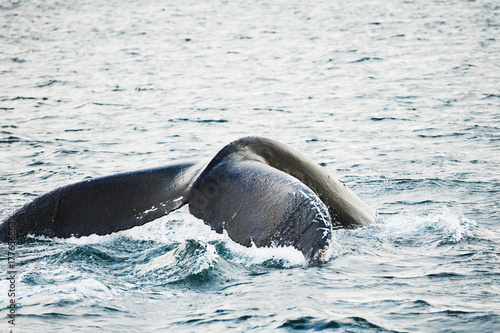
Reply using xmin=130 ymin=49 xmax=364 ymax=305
xmin=0 ymin=137 xmax=375 ymax=263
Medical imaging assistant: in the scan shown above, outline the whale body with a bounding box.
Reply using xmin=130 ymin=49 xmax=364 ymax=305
xmin=0 ymin=137 xmax=375 ymax=263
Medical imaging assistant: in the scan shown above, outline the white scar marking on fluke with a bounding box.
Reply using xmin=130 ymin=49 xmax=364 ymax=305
xmin=298 ymin=190 xmax=331 ymax=227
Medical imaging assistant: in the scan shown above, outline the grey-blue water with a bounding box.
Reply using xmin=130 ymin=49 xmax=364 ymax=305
xmin=1 ymin=0 xmax=499 ymax=331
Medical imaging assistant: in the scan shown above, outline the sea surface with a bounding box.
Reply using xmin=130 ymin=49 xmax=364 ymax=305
xmin=1 ymin=0 xmax=499 ymax=331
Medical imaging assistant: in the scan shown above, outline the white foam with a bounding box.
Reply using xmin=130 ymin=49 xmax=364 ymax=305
xmin=375 ymin=206 xmax=476 ymax=243
xmin=224 ymin=240 xmax=307 ymax=267
xmin=124 ymin=211 xmax=308 ymax=267
xmin=425 ymin=207 xmax=477 ymax=243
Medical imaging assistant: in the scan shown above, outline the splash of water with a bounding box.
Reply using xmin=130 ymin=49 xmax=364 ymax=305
xmin=375 ymin=206 xmax=476 ymax=244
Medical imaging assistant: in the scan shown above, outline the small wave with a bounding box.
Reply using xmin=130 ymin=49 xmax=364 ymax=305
xmin=217 ymin=240 xmax=307 ymax=268
xmin=481 ymin=94 xmax=500 ymax=100
xmin=168 ymin=118 xmax=229 ymax=123
xmin=427 ymin=208 xmax=476 ymax=244
xmin=278 ymin=315 xmax=396 ymax=332
xmin=350 ymin=57 xmax=383 ymax=63
xmin=134 ymin=236 xmax=306 ymax=286
xmin=0 ymin=135 xmax=21 ymax=144
xmin=55 ymin=244 xmax=124 ymax=265
xmin=35 ymin=80 xmax=65 ymax=88
xmin=416 ymin=132 xmax=466 ymax=139
xmin=136 ymin=239 xmax=220 ymax=285
xmin=375 ymin=206 xmax=476 ymax=244
xmin=426 ymin=272 xmax=464 ymax=278
xmin=2 ymin=96 xmax=42 ymax=101
xmin=278 ymin=316 xmax=341 ymax=330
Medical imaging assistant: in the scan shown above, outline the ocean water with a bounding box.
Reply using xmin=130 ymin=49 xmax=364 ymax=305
xmin=1 ymin=0 xmax=499 ymax=331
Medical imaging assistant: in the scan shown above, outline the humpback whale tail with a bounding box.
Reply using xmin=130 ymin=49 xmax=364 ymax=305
xmin=0 ymin=137 xmax=374 ymax=263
